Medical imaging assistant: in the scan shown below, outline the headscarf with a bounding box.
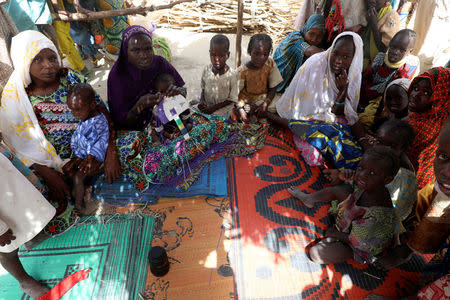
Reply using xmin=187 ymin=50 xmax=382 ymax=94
xmin=276 ymin=31 xmax=364 ymax=126
xmin=0 ymin=30 xmax=64 ymax=170
xmin=383 ymin=78 xmax=411 ymax=102
xmin=274 ymin=14 xmax=325 ymax=92
xmin=408 ymin=67 xmax=450 ymax=189
xmin=107 ymin=25 xmax=184 ymax=130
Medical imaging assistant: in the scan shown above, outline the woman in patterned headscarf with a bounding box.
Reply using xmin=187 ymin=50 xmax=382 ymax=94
xmin=408 ymin=67 xmax=450 ymax=189
xmin=274 ymin=14 xmax=325 ymax=92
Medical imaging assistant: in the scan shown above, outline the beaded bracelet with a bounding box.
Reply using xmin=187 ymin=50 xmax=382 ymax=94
xmin=265 ymin=97 xmax=272 ymax=104
xmin=333 ymin=101 xmax=345 ymax=106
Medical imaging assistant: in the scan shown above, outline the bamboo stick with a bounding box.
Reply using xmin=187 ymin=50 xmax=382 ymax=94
xmin=52 ymin=0 xmax=196 ymax=21
xmin=236 ymin=0 xmax=244 ymax=68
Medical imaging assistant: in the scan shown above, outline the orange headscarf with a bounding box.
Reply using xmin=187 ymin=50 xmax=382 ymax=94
xmin=408 ymin=67 xmax=450 ymax=189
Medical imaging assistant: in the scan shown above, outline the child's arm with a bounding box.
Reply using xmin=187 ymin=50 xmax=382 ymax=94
xmin=366 ymin=5 xmax=387 ymax=53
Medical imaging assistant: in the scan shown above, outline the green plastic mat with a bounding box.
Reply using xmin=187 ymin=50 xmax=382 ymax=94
xmin=0 ymin=214 xmax=155 ymax=300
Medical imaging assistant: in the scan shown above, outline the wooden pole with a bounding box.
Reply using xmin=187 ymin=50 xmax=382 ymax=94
xmin=235 ymin=0 xmax=244 ymax=68
xmin=52 ymin=0 xmax=195 ymax=21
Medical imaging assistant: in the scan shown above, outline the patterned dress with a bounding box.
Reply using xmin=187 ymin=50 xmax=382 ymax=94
xmin=116 ymin=113 xmax=268 ymax=191
xmin=27 ymin=69 xmax=104 ymax=159
xmin=335 ymin=190 xmax=396 ymax=263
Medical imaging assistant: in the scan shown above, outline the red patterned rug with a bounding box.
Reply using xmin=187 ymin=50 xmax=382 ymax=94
xmin=228 ymin=129 xmax=427 ymax=299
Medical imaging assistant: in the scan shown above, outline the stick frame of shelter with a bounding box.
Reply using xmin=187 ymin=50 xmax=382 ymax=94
xmin=235 ymin=0 xmax=244 ymax=68
xmin=52 ymin=0 xmax=195 ymax=21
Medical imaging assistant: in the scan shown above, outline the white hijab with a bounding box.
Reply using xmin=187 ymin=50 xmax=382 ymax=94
xmin=276 ymin=31 xmax=363 ymax=126
xmin=0 ymin=30 xmax=64 ymax=170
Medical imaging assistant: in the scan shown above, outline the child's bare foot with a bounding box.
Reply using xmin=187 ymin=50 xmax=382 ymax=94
xmin=24 ymin=232 xmax=49 ymax=250
xmin=287 ymin=186 xmax=315 ymax=208
xmin=373 ymin=244 xmax=412 ymax=271
xmin=20 ymin=277 xmax=50 ymax=299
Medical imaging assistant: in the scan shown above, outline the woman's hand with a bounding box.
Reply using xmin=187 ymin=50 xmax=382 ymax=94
xmin=335 ymin=69 xmax=349 ymax=93
xmin=304 ymin=45 xmax=323 ymax=57
xmin=104 ymin=144 xmax=122 ymax=184
xmin=165 ymin=85 xmax=187 ymax=98
xmin=133 ymin=94 xmax=159 ymax=115
xmin=0 ymin=229 xmax=16 ymax=247
xmin=32 ymin=164 xmax=70 ymax=201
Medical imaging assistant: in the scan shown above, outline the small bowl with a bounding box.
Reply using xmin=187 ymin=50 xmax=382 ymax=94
xmin=149 ymin=246 xmax=170 ymax=277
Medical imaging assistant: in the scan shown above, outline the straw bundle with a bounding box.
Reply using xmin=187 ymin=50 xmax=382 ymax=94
xmin=154 ymin=0 xmax=303 ymax=42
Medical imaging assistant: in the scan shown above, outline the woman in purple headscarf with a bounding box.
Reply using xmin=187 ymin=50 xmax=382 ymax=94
xmin=108 ymin=25 xmax=185 ymax=130
xmin=107 ymin=25 xmax=267 ymax=191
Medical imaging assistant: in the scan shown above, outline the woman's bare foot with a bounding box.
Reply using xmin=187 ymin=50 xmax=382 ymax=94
xmin=24 ymin=232 xmax=49 ymax=250
xmin=373 ymin=244 xmax=412 ymax=271
xmin=287 ymin=186 xmax=315 ymax=208
xmin=20 ymin=277 xmax=50 ymax=299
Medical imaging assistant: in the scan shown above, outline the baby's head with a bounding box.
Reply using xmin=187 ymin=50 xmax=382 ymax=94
xmin=355 ymin=145 xmax=400 ymax=191
xmin=210 ymin=34 xmax=230 ymax=72
xmin=67 ymin=83 xmax=96 ymax=121
xmin=384 ymin=79 xmax=410 ymax=117
xmin=434 ymin=119 xmax=450 ymax=197
xmin=247 ymin=33 xmax=273 ymax=69
xmin=376 ymin=119 xmax=415 ymax=157
xmin=387 ymin=29 xmax=417 ymax=64
xmin=154 ymin=73 xmax=175 ymax=94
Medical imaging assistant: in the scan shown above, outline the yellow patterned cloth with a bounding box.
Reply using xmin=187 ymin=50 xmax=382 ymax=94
xmin=0 ymin=31 xmax=65 ymax=170
xmin=51 ymin=0 xmax=85 ymax=71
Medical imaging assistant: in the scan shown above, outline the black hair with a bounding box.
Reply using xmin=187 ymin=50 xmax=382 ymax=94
xmin=155 ymin=73 xmax=175 ymax=85
xmin=210 ymin=34 xmax=230 ymax=51
xmin=247 ymin=33 xmax=272 ymax=55
xmin=334 ymin=35 xmax=355 ymax=53
xmin=378 ymin=119 xmax=415 ymax=151
xmin=68 ymin=83 xmax=95 ymax=104
xmin=392 ymin=29 xmax=417 ymax=51
xmin=363 ymin=145 xmax=400 ymax=178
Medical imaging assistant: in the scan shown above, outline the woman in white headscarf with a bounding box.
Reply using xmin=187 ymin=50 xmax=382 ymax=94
xmin=268 ymin=32 xmax=367 ymax=170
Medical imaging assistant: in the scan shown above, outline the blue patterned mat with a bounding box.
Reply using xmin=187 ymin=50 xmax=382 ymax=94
xmin=92 ymin=158 xmax=228 ymax=205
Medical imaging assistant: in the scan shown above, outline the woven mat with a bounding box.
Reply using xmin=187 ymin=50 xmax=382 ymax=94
xmin=104 ymin=196 xmax=235 ymax=300
xmin=92 ymin=158 xmax=228 ymax=205
xmin=0 ymin=215 xmax=154 ymax=300
xmin=228 ymin=129 xmax=427 ymax=299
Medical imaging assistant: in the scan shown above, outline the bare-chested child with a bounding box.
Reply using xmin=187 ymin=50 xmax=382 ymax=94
xmin=289 ymin=146 xmax=399 ymax=264
xmin=64 ymin=83 xmax=109 ymax=215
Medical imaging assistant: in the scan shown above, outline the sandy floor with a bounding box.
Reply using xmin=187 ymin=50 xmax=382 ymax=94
xmin=82 ymin=24 xmax=252 ymax=104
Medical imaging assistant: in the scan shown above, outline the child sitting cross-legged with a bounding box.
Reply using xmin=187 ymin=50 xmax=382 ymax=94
xmin=198 ymin=34 xmax=238 ymax=119
xmin=289 ymin=146 xmax=400 ymax=264
xmin=236 ymin=33 xmax=282 ymax=123
xmin=63 ymin=83 xmax=109 ymax=215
